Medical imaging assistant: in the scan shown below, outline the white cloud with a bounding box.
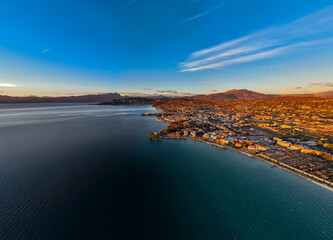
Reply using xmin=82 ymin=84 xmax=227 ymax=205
xmin=156 ymin=89 xmax=178 ymax=94
xmin=0 ymin=83 xmax=17 ymax=87
xmin=180 ymin=5 xmax=333 ymax=72
xmin=191 ymin=36 xmax=251 ymax=58
xmin=182 ymin=40 xmax=330 ymax=72
xmin=308 ymin=82 xmax=333 ymax=87
xmin=42 ymin=48 xmax=50 ymax=53
xmin=120 ymin=91 xmax=194 ymax=97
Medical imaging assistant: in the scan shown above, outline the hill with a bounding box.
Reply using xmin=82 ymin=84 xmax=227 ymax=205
xmin=187 ymin=89 xmax=278 ymax=101
xmin=188 ymin=93 xmax=232 ymax=101
xmin=311 ymin=90 xmax=333 ymax=98
xmin=224 ymin=89 xmax=278 ymax=100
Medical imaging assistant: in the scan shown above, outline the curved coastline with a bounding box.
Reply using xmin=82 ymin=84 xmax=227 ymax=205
xmin=146 ymin=106 xmax=333 ymax=192
xmin=160 ymin=135 xmax=333 ymax=193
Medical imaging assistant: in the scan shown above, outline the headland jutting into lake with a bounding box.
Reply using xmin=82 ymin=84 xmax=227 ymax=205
xmin=142 ymin=97 xmax=333 ymax=190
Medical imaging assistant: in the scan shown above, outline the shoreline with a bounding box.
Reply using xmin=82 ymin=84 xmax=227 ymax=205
xmin=161 ymin=135 xmax=333 ymax=193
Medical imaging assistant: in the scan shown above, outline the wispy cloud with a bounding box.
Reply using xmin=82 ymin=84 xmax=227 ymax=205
xmin=119 ymin=92 xmax=150 ymax=97
xmin=0 ymin=83 xmax=17 ymax=87
xmin=182 ymin=4 xmax=223 ymax=22
xmin=42 ymin=48 xmax=50 ymax=53
xmin=308 ymin=82 xmax=333 ymax=87
xmin=120 ymin=91 xmax=193 ymax=97
xmin=155 ymin=90 xmax=193 ymax=96
xmin=156 ymin=89 xmax=178 ymax=94
xmin=180 ymin=5 xmax=333 ymax=72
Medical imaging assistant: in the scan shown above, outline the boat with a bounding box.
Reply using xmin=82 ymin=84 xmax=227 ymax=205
xmin=271 ymin=165 xmax=276 ymax=168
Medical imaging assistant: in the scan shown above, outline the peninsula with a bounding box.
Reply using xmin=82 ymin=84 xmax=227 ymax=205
xmin=144 ymin=96 xmax=333 ymax=189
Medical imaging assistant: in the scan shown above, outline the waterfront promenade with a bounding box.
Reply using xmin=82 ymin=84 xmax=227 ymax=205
xmin=160 ymin=135 xmax=333 ymax=192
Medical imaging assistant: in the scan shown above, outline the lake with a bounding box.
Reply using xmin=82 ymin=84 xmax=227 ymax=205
xmin=0 ymin=104 xmax=332 ymax=239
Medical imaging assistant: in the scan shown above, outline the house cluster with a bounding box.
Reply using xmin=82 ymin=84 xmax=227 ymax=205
xmin=148 ymin=97 xmax=333 ymax=186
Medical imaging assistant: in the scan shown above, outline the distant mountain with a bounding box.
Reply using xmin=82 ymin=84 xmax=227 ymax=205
xmin=314 ymin=90 xmax=333 ymax=98
xmin=224 ymin=89 xmax=279 ymax=100
xmin=188 ymin=89 xmax=278 ymax=101
xmin=187 ymin=89 xmax=333 ymax=101
xmin=0 ymin=93 xmax=123 ymax=103
xmin=188 ymin=92 xmax=232 ymax=101
xmin=282 ymin=90 xmax=333 ymax=98
xmin=0 ymin=89 xmax=331 ymax=104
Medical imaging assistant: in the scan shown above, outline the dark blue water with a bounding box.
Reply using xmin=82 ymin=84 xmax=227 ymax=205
xmin=0 ymin=104 xmax=332 ymax=240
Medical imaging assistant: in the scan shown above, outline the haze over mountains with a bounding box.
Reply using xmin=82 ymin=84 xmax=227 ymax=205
xmin=0 ymin=89 xmax=331 ymax=103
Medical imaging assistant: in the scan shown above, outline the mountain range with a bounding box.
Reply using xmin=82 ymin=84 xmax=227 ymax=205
xmin=0 ymin=93 xmax=122 ymax=103
xmin=0 ymin=89 xmax=331 ymax=103
xmin=187 ymin=89 xmax=280 ymax=101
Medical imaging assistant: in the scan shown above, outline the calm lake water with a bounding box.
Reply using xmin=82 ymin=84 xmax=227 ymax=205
xmin=0 ymin=104 xmax=332 ymax=240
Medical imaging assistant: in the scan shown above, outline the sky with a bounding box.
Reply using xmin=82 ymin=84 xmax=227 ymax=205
xmin=0 ymin=0 xmax=333 ymax=96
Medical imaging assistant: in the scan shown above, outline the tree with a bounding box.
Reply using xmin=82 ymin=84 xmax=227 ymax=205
xmin=148 ymin=132 xmax=161 ymax=139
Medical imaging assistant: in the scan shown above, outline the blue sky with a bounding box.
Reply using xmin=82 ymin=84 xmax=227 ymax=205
xmin=0 ymin=0 xmax=333 ymax=96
